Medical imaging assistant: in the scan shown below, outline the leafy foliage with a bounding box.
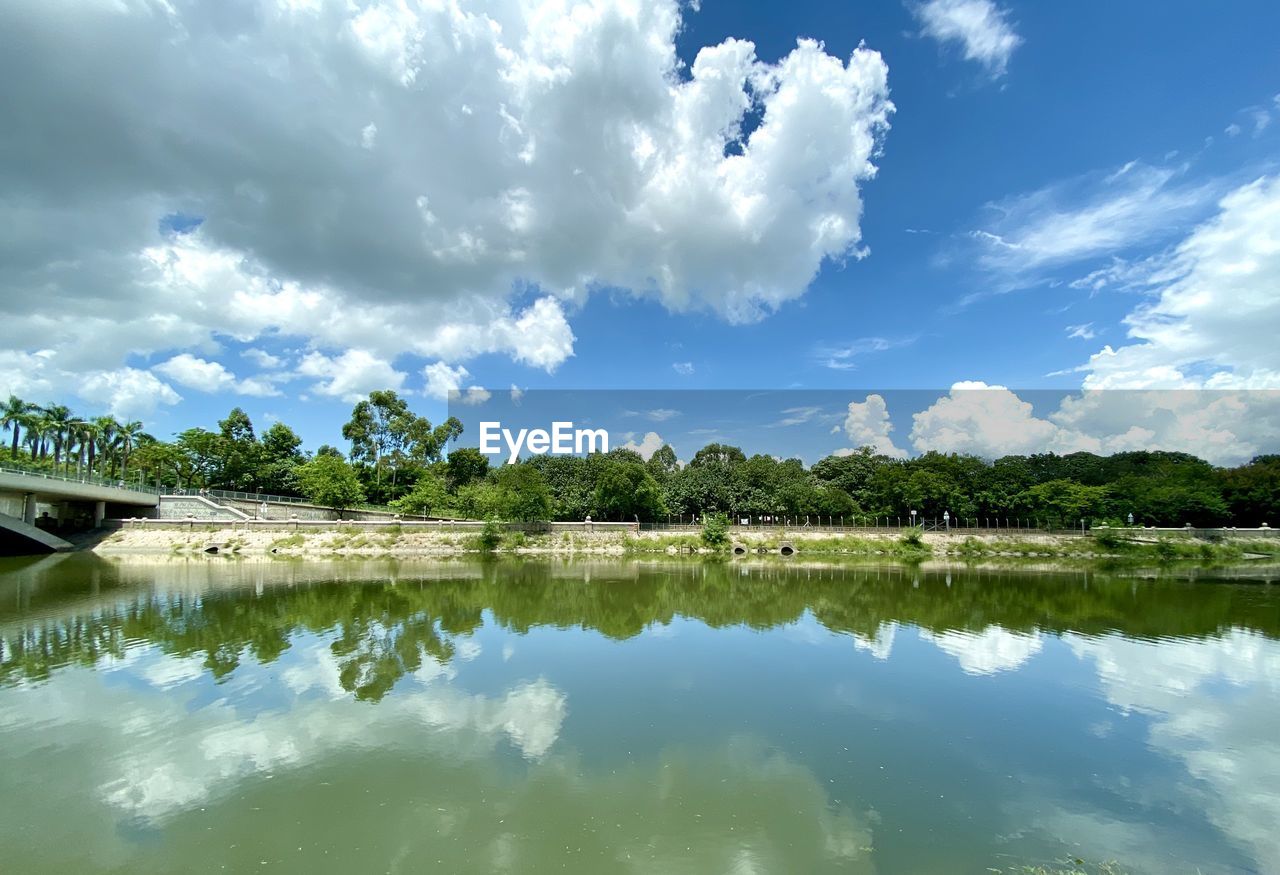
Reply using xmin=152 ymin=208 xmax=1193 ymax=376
xmin=295 ymin=455 xmax=367 ymax=511
xmin=701 ymin=512 xmax=730 ymax=548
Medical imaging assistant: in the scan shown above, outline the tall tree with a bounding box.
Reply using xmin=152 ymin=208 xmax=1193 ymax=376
xmin=94 ymin=416 xmax=120 ymax=477
xmin=42 ymin=404 xmax=73 ymax=470
xmin=116 ymin=420 xmax=145 ymax=482
xmin=1 ymin=395 xmax=31 ymax=459
xmin=257 ymin=421 xmax=305 ymax=494
xmin=215 ymin=408 xmax=259 ymax=489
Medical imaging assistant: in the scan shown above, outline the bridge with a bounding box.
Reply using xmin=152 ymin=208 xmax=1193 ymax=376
xmin=0 ymin=467 xmax=160 ymax=555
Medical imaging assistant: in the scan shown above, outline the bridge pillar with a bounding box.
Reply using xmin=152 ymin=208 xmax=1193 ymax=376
xmin=94 ymin=500 xmax=106 ymax=528
xmin=22 ymin=493 xmax=36 ymax=526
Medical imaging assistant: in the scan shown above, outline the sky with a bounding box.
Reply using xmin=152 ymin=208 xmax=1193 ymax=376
xmin=2 ymin=0 xmax=1279 ymax=463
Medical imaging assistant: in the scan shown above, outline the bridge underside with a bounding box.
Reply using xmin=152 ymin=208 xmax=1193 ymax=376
xmin=0 ymin=512 xmax=74 ymax=555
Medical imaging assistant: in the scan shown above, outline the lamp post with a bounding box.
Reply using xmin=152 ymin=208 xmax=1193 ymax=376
xmin=910 ymin=509 xmax=917 ymax=529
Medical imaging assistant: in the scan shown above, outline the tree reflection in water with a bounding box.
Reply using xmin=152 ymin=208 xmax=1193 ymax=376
xmin=2 ymin=554 xmax=1277 ymax=697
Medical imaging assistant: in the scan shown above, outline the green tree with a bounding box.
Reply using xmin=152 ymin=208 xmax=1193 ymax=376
xmin=445 ymin=447 xmax=491 ymax=491
xmin=216 ymin=408 xmax=259 ymax=489
xmin=257 ymin=421 xmax=305 ymax=494
xmin=593 ymin=459 xmax=666 ymax=521
xmin=1022 ymin=479 xmax=1111 ymax=528
xmin=42 ymin=404 xmax=73 ymax=471
xmin=341 ymin=390 xmax=412 ymax=488
xmin=174 ymin=428 xmax=224 ymax=487
xmin=392 ymin=472 xmax=450 ymax=517
xmin=1221 ymin=455 xmax=1280 ymax=526
xmin=116 ymin=420 xmax=145 ymax=482
xmin=492 ymin=463 xmax=553 ymax=521
xmin=1 ymin=395 xmax=32 ymax=459
xmin=93 ymin=416 xmax=119 ymax=477
xmin=296 ymin=455 xmax=367 ymax=511
xmin=646 ymin=443 xmax=679 ymax=484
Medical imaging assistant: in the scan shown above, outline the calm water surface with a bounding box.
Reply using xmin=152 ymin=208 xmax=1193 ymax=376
xmin=1 ymin=555 xmax=1278 ymax=874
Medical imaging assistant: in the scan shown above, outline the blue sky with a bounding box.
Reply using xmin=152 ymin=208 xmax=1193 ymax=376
xmin=2 ymin=0 xmax=1278 ymax=462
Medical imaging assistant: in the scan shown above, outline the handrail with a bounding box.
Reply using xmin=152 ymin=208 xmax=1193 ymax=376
xmin=0 ymin=464 xmax=164 ymax=495
xmin=195 ymin=487 xmax=400 ymax=514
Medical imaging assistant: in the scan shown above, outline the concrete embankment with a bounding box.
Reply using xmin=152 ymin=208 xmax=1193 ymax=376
xmin=92 ymin=521 xmax=1279 ymax=562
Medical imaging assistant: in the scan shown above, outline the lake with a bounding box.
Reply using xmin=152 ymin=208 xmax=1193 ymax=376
xmin=1 ymin=554 xmax=1278 ymax=874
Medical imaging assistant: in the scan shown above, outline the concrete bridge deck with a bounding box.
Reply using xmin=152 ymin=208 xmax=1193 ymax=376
xmin=0 ymin=468 xmax=161 ymax=509
xmin=0 ymin=468 xmax=159 ymax=553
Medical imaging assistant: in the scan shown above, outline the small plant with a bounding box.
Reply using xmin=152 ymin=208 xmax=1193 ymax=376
xmin=476 ymin=517 xmax=503 ymax=551
xmin=506 ymin=531 xmax=527 ymax=550
xmin=270 ymin=533 xmax=305 ymax=549
xmin=1093 ymin=529 xmax=1121 ymax=550
xmin=899 ymin=526 xmax=924 ymax=549
xmin=700 ymin=512 xmax=730 ymax=549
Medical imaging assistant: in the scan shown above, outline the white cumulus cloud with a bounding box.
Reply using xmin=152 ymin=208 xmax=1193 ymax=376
xmin=423 ymin=362 xmax=471 ymax=401
xmin=0 ymin=0 xmax=892 ymax=415
xmin=155 ymin=353 xmax=282 ymax=397
xmin=296 ymin=349 xmax=406 ymax=402
xmin=834 ymin=393 xmax=907 ymax=458
xmin=78 ymin=368 xmax=183 ymax=420
xmin=621 ymin=431 xmax=666 ymax=461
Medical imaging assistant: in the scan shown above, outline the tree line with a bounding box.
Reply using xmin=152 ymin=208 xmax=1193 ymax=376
xmin=3 ymin=391 xmax=1276 ymax=526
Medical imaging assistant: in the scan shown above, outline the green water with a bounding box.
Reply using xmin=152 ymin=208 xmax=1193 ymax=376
xmin=1 ymin=555 xmax=1278 ymax=874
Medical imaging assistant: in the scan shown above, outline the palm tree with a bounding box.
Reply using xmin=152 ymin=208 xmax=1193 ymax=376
xmin=26 ymin=411 xmax=51 ymax=461
xmin=94 ymin=416 xmax=120 ymax=478
xmin=71 ymin=419 xmax=99 ymax=479
xmin=42 ymin=404 xmax=73 ymax=471
xmin=117 ymin=420 xmax=145 ymax=482
xmin=1 ymin=395 xmax=30 ymax=460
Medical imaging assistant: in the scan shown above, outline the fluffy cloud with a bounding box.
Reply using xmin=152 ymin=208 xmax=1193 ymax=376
xmin=834 ymin=393 xmax=907 ymax=458
xmin=912 ymin=0 xmax=1021 ymax=77
xmin=423 ymin=362 xmax=471 ymax=401
xmin=1080 ymin=175 xmax=1280 ymax=391
xmin=155 ymin=353 xmax=282 ymax=397
xmin=906 ymin=382 xmax=1280 ymax=465
xmin=0 ymin=0 xmax=891 ymax=414
xmin=77 ymin=368 xmax=183 ymax=420
xmin=241 ymin=348 xmax=286 ymax=370
xmin=909 ymin=382 xmax=1069 ymax=457
xmin=296 ymin=349 xmax=406 ymax=402
xmin=620 ymin=431 xmax=666 ymax=461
